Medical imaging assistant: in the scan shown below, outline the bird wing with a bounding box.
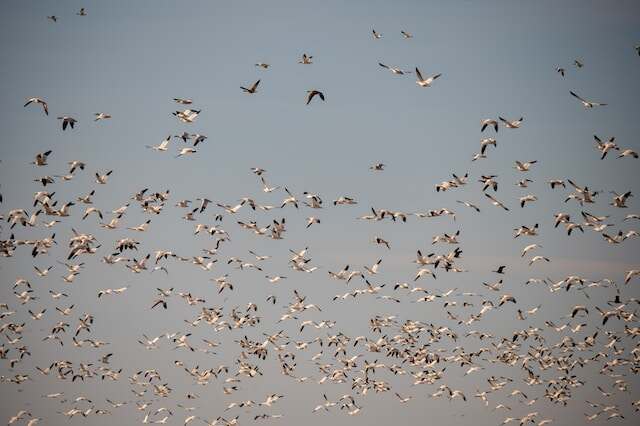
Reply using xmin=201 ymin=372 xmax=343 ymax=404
xmin=569 ymin=91 xmax=586 ymax=102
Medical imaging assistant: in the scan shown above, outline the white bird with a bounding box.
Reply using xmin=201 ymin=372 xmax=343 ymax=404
xmin=94 ymin=112 xmax=112 ymax=121
xmin=95 ymin=170 xmax=113 ymax=184
xmin=481 ymin=119 xmax=498 ymax=132
xmin=485 ymin=193 xmax=509 ymax=211
xmin=147 ymin=136 xmax=172 ymax=152
xmin=570 ymin=91 xmax=607 ymax=108
xmin=379 ymin=63 xmax=411 ymax=75
xmin=24 ymin=97 xmax=48 ymax=115
xmin=176 ymin=147 xmax=197 ymax=158
xmin=415 ymin=67 xmax=442 ymax=87
xmin=498 ymin=116 xmax=524 ymax=129
xmin=173 ymin=109 xmax=201 ymax=123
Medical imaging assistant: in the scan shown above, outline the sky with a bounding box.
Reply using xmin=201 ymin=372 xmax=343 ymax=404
xmin=1 ymin=1 xmax=640 ymax=425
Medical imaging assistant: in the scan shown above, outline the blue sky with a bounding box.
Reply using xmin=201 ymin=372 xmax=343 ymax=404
xmin=1 ymin=1 xmax=639 ymax=425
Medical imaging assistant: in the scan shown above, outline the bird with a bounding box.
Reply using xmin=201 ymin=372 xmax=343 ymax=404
xmin=372 ymin=29 xmax=382 ymax=39
xmin=415 ymin=68 xmax=442 ymax=87
xmin=306 ymin=90 xmax=325 ymax=105
xmin=570 ymin=91 xmax=607 ymax=108
xmin=173 ymin=109 xmax=201 ymax=123
xmin=24 ymin=97 xmax=48 ymax=115
xmin=379 ymin=63 xmax=411 ymax=75
xmin=481 ymin=119 xmax=499 ymax=132
xmin=498 ymin=116 xmax=524 ymax=128
xmin=485 ymin=193 xmax=510 ymax=211
xmin=493 ymin=266 xmax=506 ymax=274
xmin=146 ymin=136 xmax=172 ymax=151
xmin=32 ymin=150 xmax=52 ymax=166
xmin=457 ymin=200 xmax=480 ymax=212
xmin=57 ymin=116 xmax=77 ymax=130
xmin=95 ymin=170 xmax=113 ymax=184
xmin=176 ymin=147 xmax=197 ymax=158
xmin=241 ymin=80 xmax=261 ymax=94
xmin=298 ymin=53 xmax=313 ymax=64
xmin=306 ymin=217 xmax=320 ymax=228
xmin=94 ymin=112 xmax=112 ymax=121
xmin=618 ymin=149 xmax=638 ymax=159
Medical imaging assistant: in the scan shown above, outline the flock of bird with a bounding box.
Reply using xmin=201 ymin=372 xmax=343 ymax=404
xmin=1 ymin=6 xmax=640 ymax=426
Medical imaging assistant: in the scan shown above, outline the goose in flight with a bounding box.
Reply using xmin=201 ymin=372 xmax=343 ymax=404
xmin=255 ymin=62 xmax=270 ymax=69
xmin=94 ymin=112 xmax=112 ymax=121
xmin=260 ymin=177 xmax=280 ymax=193
xmin=485 ymin=193 xmax=509 ymax=211
xmin=514 ymin=223 xmax=538 ymax=237
xmin=480 ymin=138 xmax=497 ymax=154
xmin=570 ymin=91 xmax=607 ymax=108
xmin=192 ymin=134 xmax=207 ymax=146
xmin=520 ymin=195 xmax=537 ymax=207
xmin=32 ymin=150 xmax=52 ymax=166
xmin=146 ymin=135 xmax=171 ymax=151
xmin=47 ymin=15 xmax=57 ymax=22
xmin=176 ymin=147 xmax=196 ymax=158
xmin=173 ymin=109 xmax=201 ymax=123
xmin=610 ymin=191 xmax=632 ymax=208
xmin=415 ymin=268 xmax=436 ymax=280
xmin=556 ymin=67 xmax=565 ymax=77
xmin=593 ymin=135 xmax=619 ymax=159
xmin=514 ymin=160 xmax=537 ymax=171
xmin=241 ymin=80 xmax=260 ymax=94
xmin=298 ymin=53 xmax=313 ymax=64
xmin=379 ymin=63 xmax=411 ymax=75
xmin=415 ymin=67 xmax=441 ymax=87
xmin=95 ymin=170 xmax=113 ymax=184
xmin=516 ymin=178 xmax=533 ymax=188
xmin=173 ymin=98 xmax=193 ymax=104
xmin=370 ymin=163 xmax=385 ymax=171
xmin=374 ymin=236 xmax=391 ymax=249
xmin=548 ymin=179 xmax=565 ymax=189
xmin=24 ymin=97 xmax=48 ymax=115
xmin=401 ymin=30 xmax=413 ymax=39
xmin=306 ymin=217 xmax=320 ymax=228
xmin=481 ymin=119 xmax=498 ymax=132
xmin=306 ymin=90 xmax=325 ymax=105
xmin=57 ymin=116 xmax=77 ymax=130
xmin=457 ymin=200 xmax=480 ymax=212
xmin=625 ymin=270 xmax=639 ymax=284
xmin=77 ymin=8 xmax=87 ymax=16
xmin=34 ymin=265 xmax=54 ymax=277
xmin=574 ymin=59 xmax=584 ymax=68
xmin=618 ymin=148 xmax=638 ymax=158
xmin=281 ymin=188 xmax=299 ymax=208
xmin=528 ymin=255 xmax=550 ymax=266
xmin=498 ymin=116 xmax=523 ymax=128
xmin=372 ymin=29 xmax=382 ymax=39
xmin=364 ymin=259 xmax=382 ymax=275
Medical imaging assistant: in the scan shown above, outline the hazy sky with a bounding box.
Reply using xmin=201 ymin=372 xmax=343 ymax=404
xmin=1 ymin=1 xmax=639 ymax=425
